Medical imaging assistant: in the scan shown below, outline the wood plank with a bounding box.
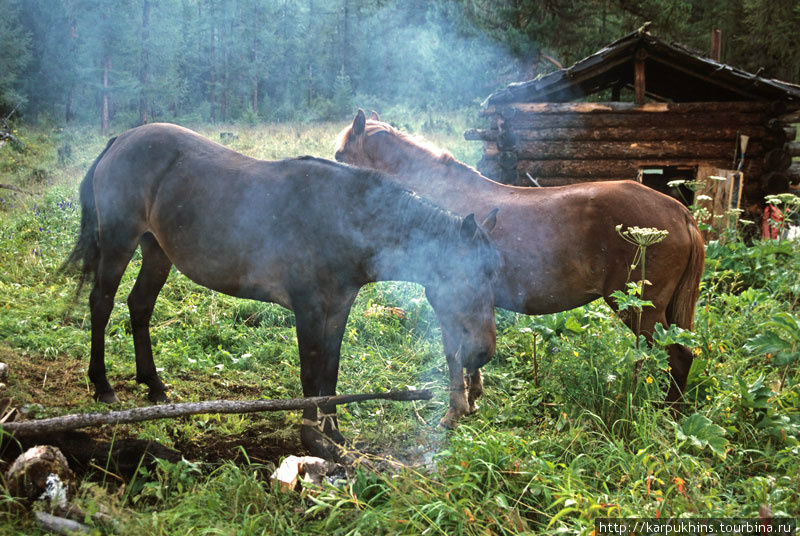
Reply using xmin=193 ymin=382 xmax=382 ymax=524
xmin=634 ymin=49 xmax=647 ymax=105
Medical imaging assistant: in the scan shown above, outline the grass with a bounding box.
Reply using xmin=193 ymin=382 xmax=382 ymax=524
xmin=0 ymin=114 xmax=798 ymax=534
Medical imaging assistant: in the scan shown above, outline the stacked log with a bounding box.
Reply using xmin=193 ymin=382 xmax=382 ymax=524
xmin=470 ymin=101 xmax=798 ymax=216
xmin=472 ymin=102 xmax=788 ymax=179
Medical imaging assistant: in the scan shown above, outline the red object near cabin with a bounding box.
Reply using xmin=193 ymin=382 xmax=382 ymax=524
xmin=762 ymin=204 xmax=783 ymax=239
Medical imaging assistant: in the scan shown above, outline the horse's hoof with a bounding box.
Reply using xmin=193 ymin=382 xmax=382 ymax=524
xmin=437 ymin=417 xmax=457 ymax=430
xmin=95 ymin=390 xmax=119 ymax=404
xmin=301 ymin=425 xmax=347 ymax=462
xmin=148 ymin=389 xmax=169 ymax=403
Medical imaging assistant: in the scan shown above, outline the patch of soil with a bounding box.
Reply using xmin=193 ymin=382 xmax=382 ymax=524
xmin=1 ymin=431 xmax=182 ymax=480
xmin=175 ymin=422 xmax=305 ymax=467
xmin=0 ymin=344 xmax=307 ymax=480
xmin=0 ymin=344 xmax=431 ymax=482
xmin=0 ymin=344 xmax=90 ymax=410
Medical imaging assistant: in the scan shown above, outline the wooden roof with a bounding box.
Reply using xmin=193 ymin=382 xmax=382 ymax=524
xmin=484 ymin=27 xmax=800 ymax=108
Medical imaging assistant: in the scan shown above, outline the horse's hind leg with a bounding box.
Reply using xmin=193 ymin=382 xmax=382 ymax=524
xmin=630 ymin=301 xmax=693 ymax=408
xmin=128 ymin=233 xmax=172 ymax=402
xmin=89 ymin=236 xmax=139 ymax=403
xmin=665 ymin=343 xmax=692 ymax=405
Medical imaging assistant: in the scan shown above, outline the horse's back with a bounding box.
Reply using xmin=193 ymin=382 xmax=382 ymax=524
xmin=87 ymin=125 xmax=392 ymax=306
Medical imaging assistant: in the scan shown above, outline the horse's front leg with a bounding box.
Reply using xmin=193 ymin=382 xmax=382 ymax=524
xmin=295 ymin=291 xmax=357 ymax=461
xmin=466 ymin=368 xmax=483 ymax=414
xmin=438 ymin=328 xmax=470 ymax=429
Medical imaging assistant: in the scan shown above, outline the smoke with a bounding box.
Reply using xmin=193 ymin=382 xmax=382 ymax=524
xmin=349 ymin=1 xmax=522 ymax=111
xmin=5 ymin=0 xmax=525 ymax=124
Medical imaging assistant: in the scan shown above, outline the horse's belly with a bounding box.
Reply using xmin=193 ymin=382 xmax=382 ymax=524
xmin=177 ymin=262 xmax=292 ymax=309
xmin=495 ymin=257 xmax=603 ymax=315
xmin=155 ymin=231 xmax=294 ymax=310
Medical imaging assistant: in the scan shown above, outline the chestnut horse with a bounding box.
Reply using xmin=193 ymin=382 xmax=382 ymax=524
xmin=63 ymin=123 xmax=500 ymax=459
xmin=335 ymin=110 xmax=705 ymax=422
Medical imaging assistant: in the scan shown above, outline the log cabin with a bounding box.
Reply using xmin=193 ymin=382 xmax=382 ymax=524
xmin=468 ymin=27 xmax=800 ymax=234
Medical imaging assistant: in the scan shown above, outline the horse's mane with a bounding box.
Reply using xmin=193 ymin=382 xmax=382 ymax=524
xmin=364 ymin=121 xmax=484 ymax=177
xmin=288 ymin=155 xmax=465 ymax=238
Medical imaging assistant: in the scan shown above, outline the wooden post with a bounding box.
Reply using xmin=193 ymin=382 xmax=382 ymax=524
xmin=711 ymin=29 xmax=722 ymax=61
xmin=634 ymin=48 xmax=647 ymax=105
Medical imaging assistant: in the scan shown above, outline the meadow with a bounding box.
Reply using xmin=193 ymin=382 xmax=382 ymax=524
xmin=0 ymin=114 xmax=798 ymax=535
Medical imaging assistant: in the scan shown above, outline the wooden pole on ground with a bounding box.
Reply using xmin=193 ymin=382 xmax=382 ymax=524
xmin=2 ymin=389 xmax=433 ymax=436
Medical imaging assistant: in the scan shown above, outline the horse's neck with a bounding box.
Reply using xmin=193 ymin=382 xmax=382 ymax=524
xmin=389 ymin=150 xmax=497 ymax=202
xmin=363 ymin=193 xmax=453 ymax=287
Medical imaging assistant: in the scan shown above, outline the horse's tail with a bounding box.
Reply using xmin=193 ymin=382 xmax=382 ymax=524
xmin=61 ymin=136 xmax=117 ymax=295
xmin=666 ymin=212 xmax=705 ymax=330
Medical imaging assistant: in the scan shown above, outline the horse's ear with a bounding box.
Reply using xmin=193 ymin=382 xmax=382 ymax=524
xmin=481 ymin=208 xmax=499 ymax=233
xmin=460 ymin=213 xmax=478 ymax=241
xmin=369 ymin=110 xmax=380 ymax=121
xmin=353 ymin=109 xmax=366 ymax=136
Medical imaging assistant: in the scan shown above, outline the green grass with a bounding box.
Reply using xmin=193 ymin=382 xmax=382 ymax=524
xmin=0 ymin=115 xmax=798 ymax=534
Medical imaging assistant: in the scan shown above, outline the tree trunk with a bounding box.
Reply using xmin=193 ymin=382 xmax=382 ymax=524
xmin=209 ymin=23 xmax=216 ymax=123
xmin=101 ymin=54 xmax=111 ymax=135
xmin=139 ymin=0 xmax=151 ymax=125
xmin=65 ymin=86 xmax=75 ymax=123
xmin=308 ymin=63 xmax=313 ymax=108
xmin=252 ymin=33 xmax=258 ymax=115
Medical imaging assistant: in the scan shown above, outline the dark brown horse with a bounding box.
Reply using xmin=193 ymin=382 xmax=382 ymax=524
xmin=335 ymin=110 xmax=705 ymax=421
xmin=63 ymin=123 xmax=500 ymax=459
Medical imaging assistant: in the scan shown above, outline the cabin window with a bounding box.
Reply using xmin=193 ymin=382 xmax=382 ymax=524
xmin=637 ymin=166 xmax=696 ymax=205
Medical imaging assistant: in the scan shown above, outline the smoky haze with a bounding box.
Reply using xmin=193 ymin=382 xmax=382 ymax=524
xmin=2 ymin=0 xmax=525 ymax=127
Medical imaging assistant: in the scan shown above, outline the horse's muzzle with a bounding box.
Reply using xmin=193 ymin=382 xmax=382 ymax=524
xmin=462 ymin=348 xmax=494 ymax=371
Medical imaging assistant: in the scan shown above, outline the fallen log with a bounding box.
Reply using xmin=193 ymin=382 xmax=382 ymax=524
xmin=0 ymin=184 xmax=33 ymax=195
xmin=1 ymin=389 xmax=433 ymax=436
xmin=34 ymin=512 xmax=90 ymax=535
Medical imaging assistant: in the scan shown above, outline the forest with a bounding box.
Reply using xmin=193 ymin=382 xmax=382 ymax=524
xmin=2 ymin=0 xmax=800 ymax=131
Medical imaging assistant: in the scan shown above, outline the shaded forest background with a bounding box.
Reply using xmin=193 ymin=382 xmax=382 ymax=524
xmin=2 ymin=0 xmax=799 ymax=131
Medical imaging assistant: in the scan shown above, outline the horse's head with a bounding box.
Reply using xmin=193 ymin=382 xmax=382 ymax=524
xmin=335 ymin=109 xmax=448 ymax=174
xmin=334 ymin=109 xmax=383 ymax=168
xmin=425 ymin=210 xmax=500 ymax=371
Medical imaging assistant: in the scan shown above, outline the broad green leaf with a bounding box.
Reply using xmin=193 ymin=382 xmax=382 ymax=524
xmin=676 ymin=413 xmax=728 ymax=459
xmin=744 ymin=331 xmax=792 ymax=355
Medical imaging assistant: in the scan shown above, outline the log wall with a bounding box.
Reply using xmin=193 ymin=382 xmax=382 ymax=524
xmin=470 ymin=101 xmax=798 ymax=217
